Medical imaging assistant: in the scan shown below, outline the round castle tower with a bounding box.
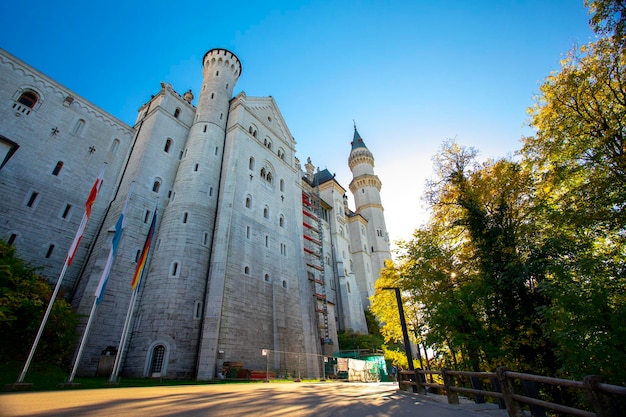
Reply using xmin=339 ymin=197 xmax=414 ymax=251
xmin=129 ymin=49 xmax=241 ymax=378
xmin=348 ymin=127 xmax=390 ymax=302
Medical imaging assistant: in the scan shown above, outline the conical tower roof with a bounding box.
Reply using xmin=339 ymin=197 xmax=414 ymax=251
xmin=351 ymin=126 xmax=368 ymax=151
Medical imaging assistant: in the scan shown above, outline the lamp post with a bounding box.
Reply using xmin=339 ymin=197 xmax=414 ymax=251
xmin=382 ymin=287 xmax=418 ymax=393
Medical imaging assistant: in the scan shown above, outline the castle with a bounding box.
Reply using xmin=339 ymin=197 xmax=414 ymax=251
xmin=0 ymin=47 xmax=390 ymax=379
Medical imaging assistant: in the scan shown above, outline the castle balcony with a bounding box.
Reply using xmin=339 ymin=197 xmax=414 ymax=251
xmin=315 ymin=307 xmax=328 ymax=314
xmin=314 ymin=293 xmax=326 ymax=300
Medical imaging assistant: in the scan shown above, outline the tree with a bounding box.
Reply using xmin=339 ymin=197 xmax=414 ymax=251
xmin=0 ymin=241 xmax=77 ymax=367
xmin=522 ymin=35 xmax=626 ymax=384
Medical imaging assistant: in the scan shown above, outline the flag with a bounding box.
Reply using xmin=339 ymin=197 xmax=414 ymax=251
xmin=66 ymin=165 xmax=105 ymax=266
xmin=131 ymin=207 xmax=157 ymax=291
xmin=94 ymin=204 xmax=126 ymax=304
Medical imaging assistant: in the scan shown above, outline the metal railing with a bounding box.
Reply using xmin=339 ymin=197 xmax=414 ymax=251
xmin=398 ymin=367 xmax=626 ymax=417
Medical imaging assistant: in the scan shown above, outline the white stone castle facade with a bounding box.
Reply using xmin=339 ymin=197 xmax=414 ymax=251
xmin=0 ymin=47 xmax=391 ymax=379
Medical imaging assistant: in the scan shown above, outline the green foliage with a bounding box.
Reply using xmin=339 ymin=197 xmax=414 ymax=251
xmin=0 ymin=241 xmax=77 ymax=368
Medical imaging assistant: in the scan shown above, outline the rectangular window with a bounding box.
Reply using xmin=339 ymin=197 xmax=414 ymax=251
xmin=26 ymin=191 xmax=39 ymax=207
xmin=144 ymin=210 xmax=151 ymax=223
xmin=61 ymin=204 xmax=72 ymax=219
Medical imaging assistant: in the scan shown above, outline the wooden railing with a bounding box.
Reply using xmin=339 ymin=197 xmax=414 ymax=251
xmin=398 ymin=367 xmax=626 ymax=417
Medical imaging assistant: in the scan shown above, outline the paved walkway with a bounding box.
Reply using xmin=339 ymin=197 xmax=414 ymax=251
xmin=0 ymin=381 xmax=509 ymax=417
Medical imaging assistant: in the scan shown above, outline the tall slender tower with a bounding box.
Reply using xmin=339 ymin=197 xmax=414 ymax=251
xmin=126 ymin=49 xmax=241 ymax=378
xmin=348 ymin=127 xmax=391 ymax=305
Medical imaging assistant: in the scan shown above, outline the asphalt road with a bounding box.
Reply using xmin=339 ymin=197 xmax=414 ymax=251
xmin=0 ymin=381 xmax=507 ymax=417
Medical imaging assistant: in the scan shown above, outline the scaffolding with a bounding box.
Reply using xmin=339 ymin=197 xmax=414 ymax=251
xmin=302 ymin=183 xmax=332 ymax=356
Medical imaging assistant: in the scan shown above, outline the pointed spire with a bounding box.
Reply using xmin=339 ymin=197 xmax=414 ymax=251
xmin=351 ymin=122 xmax=368 ymax=151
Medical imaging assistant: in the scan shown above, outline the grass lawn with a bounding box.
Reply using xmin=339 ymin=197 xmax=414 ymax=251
xmin=1 ymin=361 xmax=321 ymax=392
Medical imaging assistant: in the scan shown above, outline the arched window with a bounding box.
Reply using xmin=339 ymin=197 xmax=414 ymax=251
xmin=170 ymin=262 xmax=179 ymax=277
xmin=17 ymin=90 xmax=38 ymax=108
xmin=152 ymin=179 xmax=161 ymax=193
xmin=245 ymin=196 xmax=252 ymax=208
xmin=73 ymin=119 xmax=85 ymax=135
xmin=260 ymin=167 xmax=266 ymax=180
xmin=249 ymin=157 xmax=255 ymax=171
xmin=164 ymin=138 xmax=172 ymax=153
xmin=150 ymin=345 xmax=166 ymax=375
xmin=264 ymin=273 xmax=270 ymax=282
xmin=109 ymin=139 xmax=120 ymax=153
xmin=8 ymin=234 xmax=17 ymax=245
xmin=52 ymin=161 xmax=63 ymax=176
xmin=174 ymin=108 xmax=181 ymax=118
xmin=263 ymin=206 xmax=269 ymax=219
xmin=279 ymin=179 xmax=284 ymax=192
xmin=266 ymin=172 xmax=273 ymax=184
xmin=279 ymin=215 xmax=284 ymax=227
xmin=45 ymin=244 xmax=55 ymax=259
xmin=244 ymin=266 xmax=250 ymax=275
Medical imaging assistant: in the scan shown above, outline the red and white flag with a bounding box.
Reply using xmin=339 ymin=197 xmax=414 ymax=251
xmin=66 ymin=165 xmax=105 ymax=266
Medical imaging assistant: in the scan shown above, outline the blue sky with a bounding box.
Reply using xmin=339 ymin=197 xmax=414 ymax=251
xmin=1 ymin=1 xmax=595 ymax=246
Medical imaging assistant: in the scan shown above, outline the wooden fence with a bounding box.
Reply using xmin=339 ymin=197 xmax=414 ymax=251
xmin=398 ymin=367 xmax=626 ymax=417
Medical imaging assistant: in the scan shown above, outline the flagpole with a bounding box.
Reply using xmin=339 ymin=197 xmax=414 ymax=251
xmin=16 ymin=256 xmax=72 ymax=383
xmin=67 ymin=297 xmax=98 ymax=383
xmin=109 ymin=289 xmax=138 ymax=383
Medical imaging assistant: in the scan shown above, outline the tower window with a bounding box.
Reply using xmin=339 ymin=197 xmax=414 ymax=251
xmin=282 ymin=280 xmax=287 ymax=288
xmin=194 ymin=301 xmax=202 ymax=319
xmin=204 ymin=125 xmax=207 ymax=132
xmin=264 ymin=274 xmax=270 ymax=282
xmin=52 ymin=161 xmax=63 ymax=176
xmin=245 ymin=196 xmax=251 ymax=209
xmin=135 ymin=249 xmax=141 ymax=262
xmin=174 ymin=108 xmax=181 ymax=118
xmin=265 ymin=235 xmax=269 ymax=248
xmin=376 ymin=228 xmax=383 ymax=237
xmin=144 ymin=210 xmax=151 ymax=223
xmin=194 ymin=163 xmax=199 ymax=172
xmin=183 ymin=212 xmax=188 ymax=223
xmin=164 ymin=139 xmax=172 ymax=153
xmin=152 ymin=180 xmax=161 ymax=193
xmin=215 ymin=70 xmax=219 ymax=76
xmin=203 ymin=232 xmax=209 ymax=246
xmin=211 ymin=93 xmax=215 ymax=99
xmin=61 ymin=204 xmax=72 ymax=219
xmin=263 ymin=206 xmax=269 ymax=219
xmin=249 ymin=157 xmax=255 ymax=171
xmin=45 ymin=244 xmax=55 ymax=259
xmin=8 ymin=234 xmax=17 ymax=245
xmin=244 ymin=266 xmax=250 ymax=275
xmin=279 ymin=215 xmax=284 ymax=227
xmin=246 ymin=225 xmax=251 ymax=239
xmin=26 ymin=191 xmax=39 ymax=208
xmin=170 ymin=262 xmax=179 ymax=277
